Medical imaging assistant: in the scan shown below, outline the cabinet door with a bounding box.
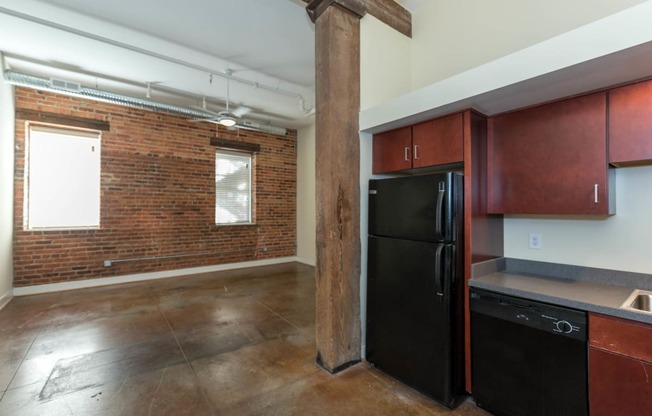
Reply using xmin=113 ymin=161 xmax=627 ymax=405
xmin=372 ymin=126 xmax=412 ymax=174
xmin=488 ymin=92 xmax=610 ymax=214
xmin=412 ymin=113 xmax=463 ymax=168
xmin=588 ymin=313 xmax=652 ymax=416
xmin=589 ymin=348 xmax=652 ymax=416
xmin=609 ymin=79 xmax=652 ymax=166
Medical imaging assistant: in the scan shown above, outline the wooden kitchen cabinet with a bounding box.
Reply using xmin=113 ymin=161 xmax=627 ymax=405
xmin=372 ymin=126 xmax=412 ymax=173
xmin=588 ymin=313 xmax=652 ymax=416
xmin=372 ymin=113 xmax=463 ymax=174
xmin=487 ymin=92 xmax=614 ymax=215
xmin=412 ymin=113 xmax=463 ymax=169
xmin=608 ymin=78 xmax=652 ymax=166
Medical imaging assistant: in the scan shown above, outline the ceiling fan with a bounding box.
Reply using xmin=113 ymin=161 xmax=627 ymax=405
xmin=190 ymin=76 xmax=287 ymax=136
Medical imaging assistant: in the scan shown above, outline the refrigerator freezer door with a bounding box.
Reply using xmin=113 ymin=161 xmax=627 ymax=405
xmin=366 ymin=235 xmax=459 ymax=407
xmin=368 ymin=173 xmax=460 ymax=242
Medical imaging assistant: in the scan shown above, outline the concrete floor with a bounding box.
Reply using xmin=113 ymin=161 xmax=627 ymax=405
xmin=0 ymin=262 xmax=491 ymax=415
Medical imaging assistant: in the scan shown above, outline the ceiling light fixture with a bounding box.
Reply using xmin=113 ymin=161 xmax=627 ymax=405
xmin=219 ymin=115 xmax=236 ymax=127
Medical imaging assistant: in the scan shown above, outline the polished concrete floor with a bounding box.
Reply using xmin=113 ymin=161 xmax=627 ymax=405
xmin=0 ymin=262 xmax=491 ymax=415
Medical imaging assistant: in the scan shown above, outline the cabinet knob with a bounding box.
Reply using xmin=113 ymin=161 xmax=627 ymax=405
xmin=404 ymin=146 xmax=410 ymax=162
xmin=414 ymin=145 xmax=419 ymax=160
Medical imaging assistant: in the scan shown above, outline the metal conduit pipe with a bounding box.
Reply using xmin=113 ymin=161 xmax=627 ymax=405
xmin=0 ymin=6 xmax=315 ymax=116
xmin=4 ymin=69 xmax=227 ymax=120
xmin=102 ymin=245 xmax=297 ymax=267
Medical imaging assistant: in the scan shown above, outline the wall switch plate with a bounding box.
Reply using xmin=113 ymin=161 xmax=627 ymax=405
xmin=528 ymin=233 xmax=543 ymax=249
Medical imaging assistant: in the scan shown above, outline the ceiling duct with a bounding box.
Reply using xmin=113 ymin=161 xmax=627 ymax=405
xmin=50 ymin=78 xmax=81 ymax=91
xmin=4 ymin=70 xmax=287 ymax=135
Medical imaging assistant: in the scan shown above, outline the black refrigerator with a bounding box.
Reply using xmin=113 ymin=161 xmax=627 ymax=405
xmin=366 ymin=172 xmax=465 ymax=408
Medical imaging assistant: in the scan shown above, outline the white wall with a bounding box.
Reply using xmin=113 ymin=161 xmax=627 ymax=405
xmin=0 ymin=66 xmax=15 ymax=308
xmin=296 ymin=122 xmax=316 ymax=266
xmin=505 ymin=166 xmax=652 ymax=274
xmin=410 ymin=0 xmax=647 ymax=89
xmin=360 ymin=15 xmax=412 ymax=110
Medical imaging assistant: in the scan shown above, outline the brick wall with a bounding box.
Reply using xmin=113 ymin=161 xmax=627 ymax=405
xmin=13 ymin=88 xmax=297 ymax=287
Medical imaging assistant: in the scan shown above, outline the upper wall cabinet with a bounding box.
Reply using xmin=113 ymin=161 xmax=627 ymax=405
xmin=372 ymin=113 xmax=463 ymax=174
xmin=608 ymin=78 xmax=652 ymax=166
xmin=412 ymin=113 xmax=464 ymax=169
xmin=488 ymin=92 xmax=614 ymax=215
xmin=372 ymin=126 xmax=412 ymax=173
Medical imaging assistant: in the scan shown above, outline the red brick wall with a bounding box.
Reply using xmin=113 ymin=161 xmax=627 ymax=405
xmin=13 ymin=88 xmax=296 ymax=287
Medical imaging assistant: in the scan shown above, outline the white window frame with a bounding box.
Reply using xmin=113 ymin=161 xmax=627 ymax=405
xmin=215 ymin=150 xmax=253 ymax=225
xmin=25 ymin=124 xmax=101 ymax=230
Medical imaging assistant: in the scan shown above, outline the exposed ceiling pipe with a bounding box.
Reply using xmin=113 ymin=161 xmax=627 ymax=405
xmin=3 ymin=69 xmax=287 ymax=135
xmin=2 ymin=51 xmax=282 ymax=118
xmin=297 ymin=95 xmax=316 ymax=117
xmin=0 ymin=6 xmax=315 ymax=116
xmin=5 ymin=70 xmax=217 ymax=118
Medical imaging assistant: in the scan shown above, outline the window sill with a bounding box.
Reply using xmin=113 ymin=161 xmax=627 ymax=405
xmin=24 ymin=226 xmax=100 ymax=232
xmin=212 ymin=223 xmax=258 ymax=229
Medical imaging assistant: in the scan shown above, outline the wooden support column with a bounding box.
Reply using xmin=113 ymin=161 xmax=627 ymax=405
xmin=307 ymin=0 xmax=410 ymax=374
xmin=311 ymin=2 xmax=363 ymax=373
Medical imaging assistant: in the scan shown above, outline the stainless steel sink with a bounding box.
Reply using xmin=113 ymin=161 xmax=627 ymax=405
xmin=620 ymin=290 xmax=652 ymax=314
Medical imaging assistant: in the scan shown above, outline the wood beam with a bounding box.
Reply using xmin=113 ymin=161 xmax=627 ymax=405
xmin=16 ymin=108 xmax=110 ymax=131
xmin=304 ymin=0 xmax=411 ymax=37
xmin=306 ymin=0 xmax=366 ymax=23
xmin=209 ymin=137 xmax=261 ymax=154
xmin=313 ymin=3 xmax=362 ymax=373
xmin=364 ymin=0 xmax=411 ymax=37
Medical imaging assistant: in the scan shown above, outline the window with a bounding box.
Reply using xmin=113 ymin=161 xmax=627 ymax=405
xmin=215 ymin=150 xmax=252 ymax=224
xmin=26 ymin=125 xmax=101 ymax=230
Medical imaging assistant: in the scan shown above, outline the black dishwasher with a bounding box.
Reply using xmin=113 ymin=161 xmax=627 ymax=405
xmin=470 ymin=289 xmax=588 ymax=416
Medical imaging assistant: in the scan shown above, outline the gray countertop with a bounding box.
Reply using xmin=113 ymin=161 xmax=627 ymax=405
xmin=470 ymin=260 xmax=652 ymax=325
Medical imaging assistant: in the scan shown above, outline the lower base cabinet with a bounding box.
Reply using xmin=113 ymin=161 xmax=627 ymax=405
xmin=589 ymin=313 xmax=652 ymax=416
xmin=589 ymin=347 xmax=652 ymax=416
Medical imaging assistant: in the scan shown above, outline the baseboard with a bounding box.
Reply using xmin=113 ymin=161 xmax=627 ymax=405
xmin=13 ymin=256 xmax=299 ymax=296
xmin=0 ymin=289 xmax=13 ymax=310
xmin=296 ymin=257 xmax=316 ymax=267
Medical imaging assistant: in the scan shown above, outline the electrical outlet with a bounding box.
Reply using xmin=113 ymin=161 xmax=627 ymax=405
xmin=528 ymin=233 xmax=543 ymax=250
xmin=103 ymin=260 xmax=112 ymax=267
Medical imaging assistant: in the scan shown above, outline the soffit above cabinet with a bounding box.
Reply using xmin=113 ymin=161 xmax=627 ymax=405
xmin=360 ymin=2 xmax=652 ymax=133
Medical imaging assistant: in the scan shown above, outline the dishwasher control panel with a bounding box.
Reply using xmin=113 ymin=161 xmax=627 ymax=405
xmin=470 ymin=289 xmax=587 ymax=341
xmin=544 ymin=315 xmax=583 ymax=335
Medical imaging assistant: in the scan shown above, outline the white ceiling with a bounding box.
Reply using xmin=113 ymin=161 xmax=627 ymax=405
xmin=0 ymin=0 xmax=418 ymax=129
xmin=32 ymin=0 xmax=317 ymax=87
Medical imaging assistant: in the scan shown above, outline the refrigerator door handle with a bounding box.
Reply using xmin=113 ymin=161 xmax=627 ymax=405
xmin=435 ymin=244 xmax=444 ymax=302
xmin=435 ymin=181 xmax=445 ymax=241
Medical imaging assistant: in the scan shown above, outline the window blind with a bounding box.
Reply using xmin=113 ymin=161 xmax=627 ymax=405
xmin=216 ymin=151 xmax=252 ymax=224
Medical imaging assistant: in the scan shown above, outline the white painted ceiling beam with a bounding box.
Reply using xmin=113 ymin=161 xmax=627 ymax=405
xmin=360 ymin=1 xmax=652 ymax=133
